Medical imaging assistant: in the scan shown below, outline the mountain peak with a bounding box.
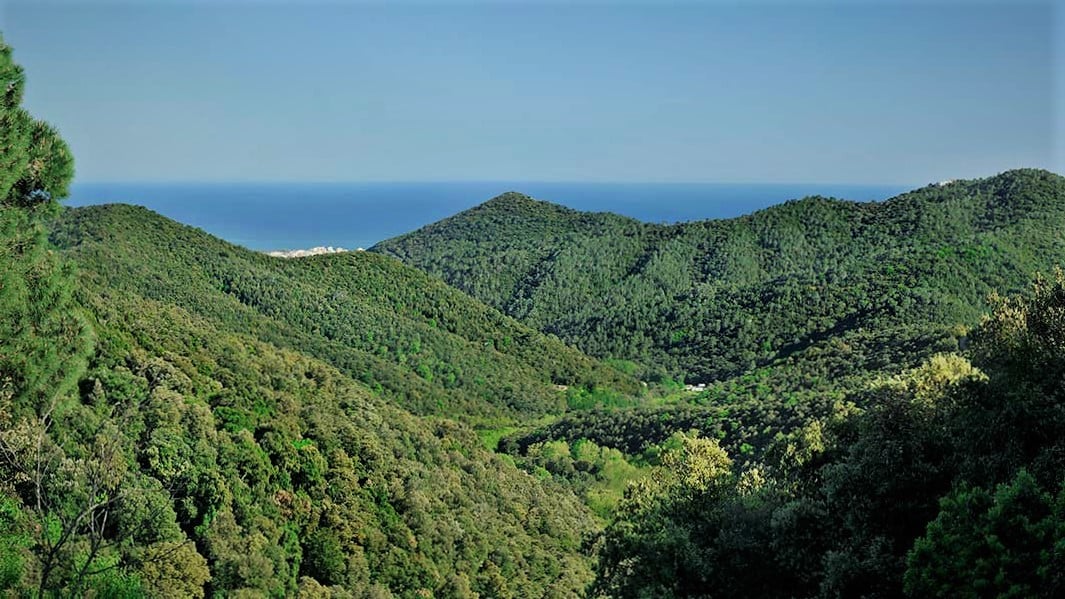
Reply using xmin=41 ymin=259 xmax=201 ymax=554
xmin=463 ymin=191 xmax=585 ymax=223
xmin=479 ymin=191 xmax=559 ymax=212
xmin=485 ymin=191 xmax=535 ymax=203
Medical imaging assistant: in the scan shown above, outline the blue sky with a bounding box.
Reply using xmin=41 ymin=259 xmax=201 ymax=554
xmin=1 ymin=1 xmax=1059 ymax=184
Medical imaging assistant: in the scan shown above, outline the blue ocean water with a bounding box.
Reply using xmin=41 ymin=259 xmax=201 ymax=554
xmin=67 ymin=182 xmax=912 ymax=252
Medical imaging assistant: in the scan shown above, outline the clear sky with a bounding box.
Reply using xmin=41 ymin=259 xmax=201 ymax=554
xmin=0 ymin=0 xmax=1060 ymax=184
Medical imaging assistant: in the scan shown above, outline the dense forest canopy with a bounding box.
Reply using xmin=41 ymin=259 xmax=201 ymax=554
xmin=50 ymin=204 xmax=639 ymax=425
xmin=592 ymin=271 xmax=1065 ymax=598
xmin=2 ymin=32 xmax=1065 ymax=598
xmin=374 ymin=171 xmax=1065 ymax=386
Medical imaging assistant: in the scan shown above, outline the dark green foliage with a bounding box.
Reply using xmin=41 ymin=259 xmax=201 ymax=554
xmin=503 ymin=378 xmax=843 ymax=462
xmin=0 ymin=496 xmax=29 ymax=590
xmin=0 ymin=34 xmax=137 ymax=598
xmin=0 ymin=35 xmax=73 ymax=207
xmin=592 ymin=435 xmax=770 ymax=599
xmin=375 ymin=171 xmax=1065 ymax=386
xmin=22 ymin=199 xmax=627 ymax=597
xmin=905 ymin=471 xmax=1065 ymax=598
xmin=0 ymin=34 xmax=89 ymax=417
xmin=500 ymin=331 xmax=956 ymax=485
xmin=592 ymin=271 xmax=1065 ymax=598
xmin=303 ymin=529 xmax=346 ymax=586
xmin=0 ymin=203 xmax=94 ymax=417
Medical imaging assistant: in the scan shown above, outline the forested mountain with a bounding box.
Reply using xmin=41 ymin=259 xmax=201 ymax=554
xmin=374 ymin=171 xmax=1065 ymax=386
xmin=51 ymin=205 xmax=637 ymax=425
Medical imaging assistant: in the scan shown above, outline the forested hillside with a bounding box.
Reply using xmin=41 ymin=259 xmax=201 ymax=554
xmin=51 ymin=205 xmax=637 ymax=424
xmin=375 ymin=172 xmax=1065 ymax=385
xmin=25 ymin=282 xmax=602 ymax=597
xmin=0 ymin=37 xmax=614 ymax=597
xmin=592 ymin=272 xmax=1065 ymax=598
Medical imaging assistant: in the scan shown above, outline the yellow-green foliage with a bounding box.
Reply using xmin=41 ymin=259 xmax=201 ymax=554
xmin=3 ymin=31 xmax=1065 ymax=599
xmin=658 ymin=434 xmax=732 ymax=494
xmin=874 ymin=352 xmax=987 ymax=404
xmin=137 ymin=542 xmax=211 ymax=599
xmin=520 ymin=438 xmax=647 ymax=520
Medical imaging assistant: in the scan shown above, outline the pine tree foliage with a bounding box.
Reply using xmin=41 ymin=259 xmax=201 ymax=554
xmin=0 ymin=33 xmax=89 ymax=416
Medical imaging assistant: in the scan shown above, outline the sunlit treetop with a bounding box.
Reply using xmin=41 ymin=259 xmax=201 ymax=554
xmin=0 ymin=33 xmax=73 ymax=208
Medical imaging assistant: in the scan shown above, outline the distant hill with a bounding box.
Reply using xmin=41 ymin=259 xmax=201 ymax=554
xmin=373 ymin=169 xmax=1065 ymax=384
xmin=51 ymin=204 xmax=638 ymax=424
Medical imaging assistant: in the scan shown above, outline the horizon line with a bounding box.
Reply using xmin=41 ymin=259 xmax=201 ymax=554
xmin=71 ymin=179 xmax=920 ymax=187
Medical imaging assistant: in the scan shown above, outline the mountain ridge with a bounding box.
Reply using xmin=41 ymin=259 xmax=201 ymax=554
xmin=51 ymin=203 xmax=640 ymax=422
xmin=372 ymin=168 xmax=1065 ymax=384
xmin=431 ymin=168 xmax=1060 ymax=229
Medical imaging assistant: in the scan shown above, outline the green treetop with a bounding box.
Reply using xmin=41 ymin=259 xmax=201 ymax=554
xmin=0 ymin=32 xmax=87 ymax=416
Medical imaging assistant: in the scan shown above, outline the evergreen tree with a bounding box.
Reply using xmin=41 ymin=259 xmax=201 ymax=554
xmin=0 ymin=32 xmax=88 ymax=418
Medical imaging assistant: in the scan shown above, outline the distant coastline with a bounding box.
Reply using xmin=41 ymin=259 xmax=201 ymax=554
xmin=266 ymin=246 xmax=363 ymax=258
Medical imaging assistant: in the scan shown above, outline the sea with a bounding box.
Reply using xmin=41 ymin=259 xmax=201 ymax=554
xmin=67 ymin=182 xmax=913 ymax=252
